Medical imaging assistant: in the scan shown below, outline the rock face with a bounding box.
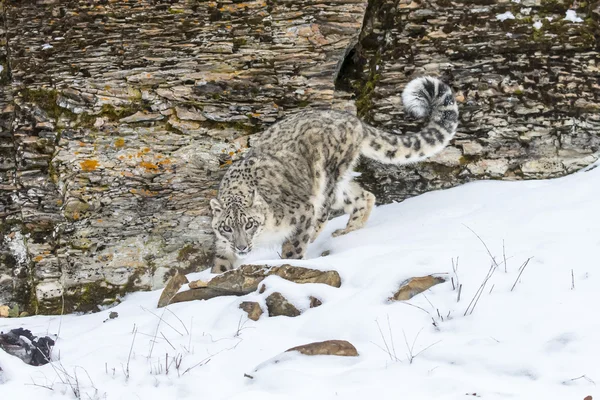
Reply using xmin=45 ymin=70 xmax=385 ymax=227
xmin=1 ymin=0 xmax=599 ymax=314
xmin=340 ymin=0 xmax=600 ymax=202
xmin=0 ymin=0 xmax=364 ymax=313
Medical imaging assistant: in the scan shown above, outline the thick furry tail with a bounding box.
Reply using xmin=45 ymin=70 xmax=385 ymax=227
xmin=360 ymin=76 xmax=459 ymax=164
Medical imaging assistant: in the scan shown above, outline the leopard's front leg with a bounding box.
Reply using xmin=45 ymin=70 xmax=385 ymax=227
xmin=281 ymin=204 xmax=315 ymax=259
xmin=211 ymin=242 xmax=237 ymax=273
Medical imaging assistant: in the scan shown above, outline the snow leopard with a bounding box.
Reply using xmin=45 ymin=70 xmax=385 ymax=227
xmin=209 ymin=76 xmax=459 ymax=273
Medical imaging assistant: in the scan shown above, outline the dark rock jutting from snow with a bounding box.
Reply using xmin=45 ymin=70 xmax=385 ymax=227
xmin=0 ymin=328 xmax=55 ymax=366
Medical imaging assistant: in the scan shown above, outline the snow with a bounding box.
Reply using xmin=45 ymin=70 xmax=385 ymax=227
xmin=564 ymin=10 xmax=583 ymax=23
xmin=2 ymin=162 xmax=600 ymax=399
xmin=496 ymin=12 xmax=515 ymax=22
xmin=41 ymin=44 xmax=53 ymax=50
xmin=533 ymin=21 xmax=543 ymax=30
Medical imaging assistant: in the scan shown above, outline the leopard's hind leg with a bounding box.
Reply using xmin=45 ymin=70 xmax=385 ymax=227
xmin=332 ymin=181 xmax=375 ymax=237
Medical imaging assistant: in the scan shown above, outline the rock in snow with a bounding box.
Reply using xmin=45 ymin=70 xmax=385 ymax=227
xmin=286 ymin=340 xmax=359 ymax=357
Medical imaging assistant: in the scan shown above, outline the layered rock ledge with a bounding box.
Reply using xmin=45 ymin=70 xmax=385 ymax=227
xmin=0 ymin=0 xmax=598 ymax=313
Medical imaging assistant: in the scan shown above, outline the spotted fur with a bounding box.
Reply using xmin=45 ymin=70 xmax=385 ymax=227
xmin=210 ymin=76 xmax=459 ymax=273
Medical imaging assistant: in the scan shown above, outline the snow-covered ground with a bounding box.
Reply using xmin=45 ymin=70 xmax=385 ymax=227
xmin=2 ymin=163 xmax=599 ymax=400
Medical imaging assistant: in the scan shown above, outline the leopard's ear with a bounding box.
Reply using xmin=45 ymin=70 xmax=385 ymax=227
xmin=210 ymin=198 xmax=223 ymax=215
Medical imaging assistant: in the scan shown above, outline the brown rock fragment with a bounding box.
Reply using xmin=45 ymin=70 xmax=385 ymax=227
xmin=168 ymin=287 xmax=244 ymax=305
xmin=286 ymin=340 xmax=358 ymax=357
xmin=390 ymin=275 xmax=446 ymax=301
xmin=265 ymin=292 xmax=300 ymax=317
xmin=157 ymin=272 xmax=189 ymax=308
xmin=239 ymin=301 xmax=263 ymax=321
xmin=208 ymin=264 xmax=341 ymax=293
xmin=309 ymin=296 xmax=322 ymax=308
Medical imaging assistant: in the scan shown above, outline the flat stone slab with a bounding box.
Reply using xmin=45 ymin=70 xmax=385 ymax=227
xmin=286 ymin=340 xmax=359 ymax=357
xmin=168 ymin=287 xmax=245 ymax=305
xmin=208 ymin=264 xmax=341 ymax=293
xmin=390 ymin=275 xmax=446 ymax=301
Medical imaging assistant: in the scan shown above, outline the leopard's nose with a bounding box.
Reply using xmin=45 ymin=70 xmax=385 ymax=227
xmin=236 ymin=245 xmax=249 ymax=253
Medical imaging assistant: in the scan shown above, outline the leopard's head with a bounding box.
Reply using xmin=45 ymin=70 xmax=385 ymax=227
xmin=210 ymin=192 xmax=266 ymax=257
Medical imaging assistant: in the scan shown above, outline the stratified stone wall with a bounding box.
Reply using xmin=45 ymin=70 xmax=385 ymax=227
xmin=0 ymin=0 xmax=367 ymax=313
xmin=339 ymin=0 xmax=600 ymax=201
xmin=0 ymin=0 xmax=598 ymax=314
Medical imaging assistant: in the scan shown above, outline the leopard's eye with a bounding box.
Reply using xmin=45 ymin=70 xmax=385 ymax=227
xmin=245 ymin=220 xmax=254 ymax=230
xmin=221 ymin=225 xmax=232 ymax=233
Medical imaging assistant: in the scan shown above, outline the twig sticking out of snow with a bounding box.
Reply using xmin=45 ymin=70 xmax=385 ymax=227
xmin=123 ymin=326 xmax=137 ymax=381
xmin=503 ymin=240 xmax=508 ymax=273
xmin=402 ymin=328 xmax=441 ymax=365
xmin=562 ymin=374 xmax=596 ymax=386
xmin=510 ymin=257 xmax=533 ymax=292
xmin=373 ymin=317 xmax=401 ymax=363
xmin=463 ymin=225 xmax=499 ymax=269
xmin=464 ymin=264 xmax=497 ymax=316
xmin=571 ymin=269 xmax=575 ymax=290
xmin=451 ymin=257 xmax=460 ymax=289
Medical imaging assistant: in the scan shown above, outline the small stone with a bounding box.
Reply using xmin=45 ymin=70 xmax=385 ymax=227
xmin=239 ymin=301 xmax=263 ymax=321
xmin=286 ymin=340 xmax=358 ymax=357
xmin=265 ymin=292 xmax=300 ymax=317
xmin=0 ymin=305 xmax=8 ymax=318
xmin=309 ymin=296 xmax=322 ymax=308
xmin=93 ymin=117 xmax=105 ymax=128
xmin=390 ymin=275 xmax=446 ymax=301
xmin=109 ymin=311 xmax=118 ymax=319
xmin=320 ymin=250 xmax=331 ymax=257
xmin=157 ymin=272 xmax=189 ymax=308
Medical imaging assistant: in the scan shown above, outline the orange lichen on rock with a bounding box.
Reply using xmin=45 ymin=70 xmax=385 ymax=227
xmin=139 ymin=161 xmax=159 ymax=171
xmin=114 ymin=138 xmax=125 ymax=148
xmin=80 ymin=159 xmax=100 ymax=171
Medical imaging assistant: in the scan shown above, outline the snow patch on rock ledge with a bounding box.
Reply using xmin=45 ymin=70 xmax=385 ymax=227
xmin=564 ymin=10 xmax=583 ymax=23
xmin=496 ymin=11 xmax=515 ymax=21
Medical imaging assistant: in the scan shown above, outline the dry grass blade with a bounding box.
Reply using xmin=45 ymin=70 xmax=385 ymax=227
xmin=464 ymin=264 xmax=496 ymax=316
xmin=463 ymin=224 xmax=499 ymax=268
xmin=503 ymin=239 xmax=508 ymax=273
xmin=510 ymin=257 xmax=533 ymax=292
xmin=571 ymin=269 xmax=575 ymax=290
xmin=374 ymin=318 xmax=400 ymax=362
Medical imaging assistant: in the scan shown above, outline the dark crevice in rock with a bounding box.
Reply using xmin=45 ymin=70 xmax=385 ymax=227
xmin=1 ymin=0 xmax=12 ymax=83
